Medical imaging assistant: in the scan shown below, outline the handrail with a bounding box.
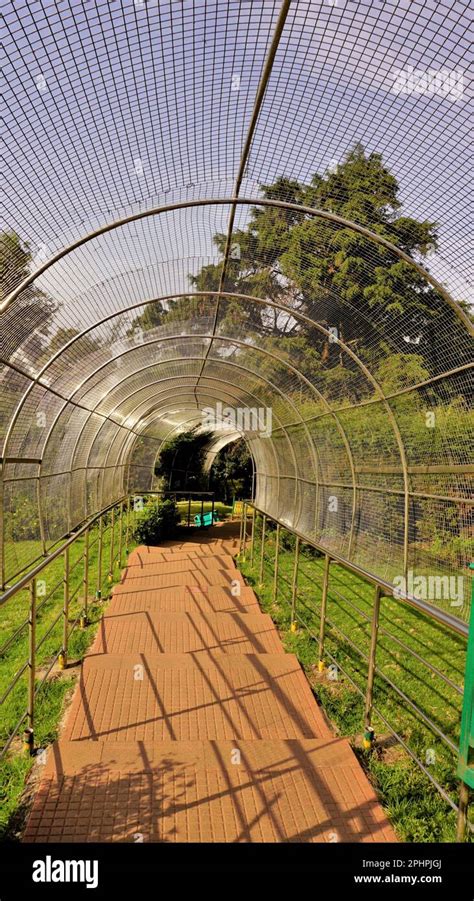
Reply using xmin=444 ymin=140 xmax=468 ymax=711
xmin=241 ymin=500 xmax=472 ymax=839
xmin=248 ymin=502 xmax=469 ymax=638
xmin=0 ymin=495 xmax=132 ymax=761
xmin=0 ymin=495 xmax=128 ymax=606
xmin=0 ymin=490 xmax=220 ymax=762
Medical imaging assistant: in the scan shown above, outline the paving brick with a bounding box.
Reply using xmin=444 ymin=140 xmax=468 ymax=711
xmin=89 ymin=612 xmax=284 ymax=656
xmin=23 ymin=740 xmax=396 ymax=843
xmin=22 ymin=530 xmax=396 ymax=845
xmin=62 ymin=653 xmax=330 ymax=742
xmin=107 ymin=585 xmax=261 ymax=615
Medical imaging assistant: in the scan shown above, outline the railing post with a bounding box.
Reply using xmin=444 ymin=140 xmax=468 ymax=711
xmin=249 ymin=506 xmax=256 ymax=567
xmin=363 ymin=584 xmax=382 ymax=748
xmin=187 ymin=494 xmax=191 ymax=527
xmin=81 ymin=527 xmax=89 ymax=628
xmin=238 ymin=502 xmax=244 ymax=552
xmin=108 ymin=505 xmax=115 ymax=583
xmin=258 ymin=513 xmax=266 ymax=587
xmin=290 ymin=536 xmax=300 ymax=632
xmin=457 ymin=781 xmax=470 ymax=842
xmin=456 ymin=562 xmax=474 ymax=840
xmin=25 ymin=578 xmax=37 ymax=754
xmin=125 ymin=496 xmax=131 ymax=553
xmin=117 ymin=500 xmax=124 ymax=568
xmin=272 ymin=523 xmax=280 ymax=603
xmin=241 ymin=502 xmax=248 ymax=559
xmin=60 ymin=546 xmax=69 ymax=669
xmin=96 ymin=514 xmax=103 ymax=599
xmin=318 ymin=554 xmax=330 ymax=672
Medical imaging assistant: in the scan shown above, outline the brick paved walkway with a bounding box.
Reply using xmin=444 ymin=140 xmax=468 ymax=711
xmin=23 ymin=523 xmax=396 ymax=843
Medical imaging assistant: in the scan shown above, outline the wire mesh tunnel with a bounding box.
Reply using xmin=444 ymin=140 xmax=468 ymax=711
xmin=1 ymin=1 xmax=472 ymax=625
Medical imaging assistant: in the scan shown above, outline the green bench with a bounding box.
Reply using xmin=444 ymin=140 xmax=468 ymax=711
xmin=194 ymin=511 xmax=219 ymax=527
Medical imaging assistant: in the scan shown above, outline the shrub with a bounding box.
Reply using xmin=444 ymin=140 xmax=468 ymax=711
xmin=132 ymin=498 xmax=180 ymax=546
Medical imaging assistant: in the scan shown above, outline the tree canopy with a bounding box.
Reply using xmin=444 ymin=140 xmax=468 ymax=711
xmin=129 ymin=145 xmax=469 ymax=396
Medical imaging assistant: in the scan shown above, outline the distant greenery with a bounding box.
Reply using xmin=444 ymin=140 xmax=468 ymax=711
xmin=154 ymin=430 xmax=211 ymax=491
xmin=132 ymin=497 xmax=180 ymax=545
xmin=209 ymin=439 xmax=253 ymax=503
xmin=155 ymin=430 xmax=253 ymax=505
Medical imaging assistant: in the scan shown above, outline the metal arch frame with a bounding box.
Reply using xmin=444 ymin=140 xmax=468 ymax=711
xmin=1 ymin=187 xmax=469 ymax=557
xmin=3 ymin=241 xmax=465 ymax=562
xmin=2 ymin=288 xmax=411 ymax=577
xmin=1 ymin=199 xmax=471 ymax=333
xmin=126 ymin=405 xmax=266 ymax=508
xmin=4 ymin=281 xmax=395 ymax=506
xmin=2 ymin=187 xmax=471 ymax=579
xmin=42 ymin=329 xmax=356 ymax=544
xmin=124 ymin=412 xmax=261 ymax=504
xmin=99 ymin=368 xmax=315 ymax=507
xmin=38 ymin=402 xmax=129 ymax=546
xmin=1 ymin=282 xmax=435 ymax=579
xmin=79 ymin=361 xmax=317 ymax=526
xmin=75 ymin=369 xmax=283 ymax=522
xmin=97 ymin=384 xmax=285 ymax=514
xmin=27 ymin=305 xmax=352 ymax=464
xmin=103 ymin=374 xmax=310 ymax=526
xmin=80 ymin=375 xmax=278 ymax=518
xmin=92 ymin=358 xmax=321 ymax=507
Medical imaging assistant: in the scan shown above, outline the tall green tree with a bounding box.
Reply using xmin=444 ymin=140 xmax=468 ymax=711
xmin=130 ymin=145 xmax=468 ymax=393
xmin=0 ymin=231 xmax=56 ymax=359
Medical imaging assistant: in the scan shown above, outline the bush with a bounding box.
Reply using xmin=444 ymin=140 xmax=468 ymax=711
xmin=132 ymin=498 xmax=180 ymax=546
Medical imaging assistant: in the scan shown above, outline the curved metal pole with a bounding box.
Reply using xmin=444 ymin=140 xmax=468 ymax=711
xmin=39 ymin=332 xmax=324 ymax=528
xmin=70 ymin=362 xmax=307 ymax=514
xmin=124 ymin=408 xmax=282 ymax=513
xmin=94 ymin=385 xmax=283 ymax=513
xmin=120 ymin=388 xmax=290 ymax=506
xmin=4 ymin=269 xmax=449 ymax=572
xmin=0 ymin=286 xmax=418 ymax=564
xmin=89 ymin=361 xmax=321 ymax=524
xmin=111 ymin=382 xmax=287 ymax=515
xmin=27 ymin=331 xmax=358 ymax=559
xmin=60 ymin=334 xmax=330 ymax=532
xmin=1 ymin=199 xmax=469 ymax=333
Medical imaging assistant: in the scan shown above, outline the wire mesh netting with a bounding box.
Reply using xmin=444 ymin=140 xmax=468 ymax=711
xmin=1 ymin=1 xmax=472 ymax=620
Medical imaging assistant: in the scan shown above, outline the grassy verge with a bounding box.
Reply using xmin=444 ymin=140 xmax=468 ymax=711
xmin=0 ymin=516 xmax=138 ymax=839
xmin=239 ymin=517 xmax=471 ymax=843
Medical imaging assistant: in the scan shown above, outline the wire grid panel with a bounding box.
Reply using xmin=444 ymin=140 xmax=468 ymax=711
xmin=0 ymin=0 xmax=472 ymax=621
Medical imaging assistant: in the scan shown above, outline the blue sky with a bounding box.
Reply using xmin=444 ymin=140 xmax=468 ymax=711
xmin=2 ymin=0 xmax=472 ymax=316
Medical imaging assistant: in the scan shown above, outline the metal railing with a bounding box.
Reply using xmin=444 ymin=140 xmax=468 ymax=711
xmin=239 ymin=500 xmax=473 ymax=841
xmin=1 ymin=492 xmax=471 ymax=841
xmin=0 ymin=490 xmax=225 ymax=760
xmin=0 ymin=496 xmax=132 ymax=759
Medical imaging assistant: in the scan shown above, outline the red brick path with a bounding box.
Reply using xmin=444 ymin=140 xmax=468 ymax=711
xmin=23 ymin=523 xmax=397 ymax=843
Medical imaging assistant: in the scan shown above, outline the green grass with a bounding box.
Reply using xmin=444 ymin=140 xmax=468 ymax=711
xmin=176 ymin=500 xmax=233 ymax=522
xmin=0 ymin=516 xmax=138 ymax=839
xmin=239 ymin=519 xmax=471 ymax=843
